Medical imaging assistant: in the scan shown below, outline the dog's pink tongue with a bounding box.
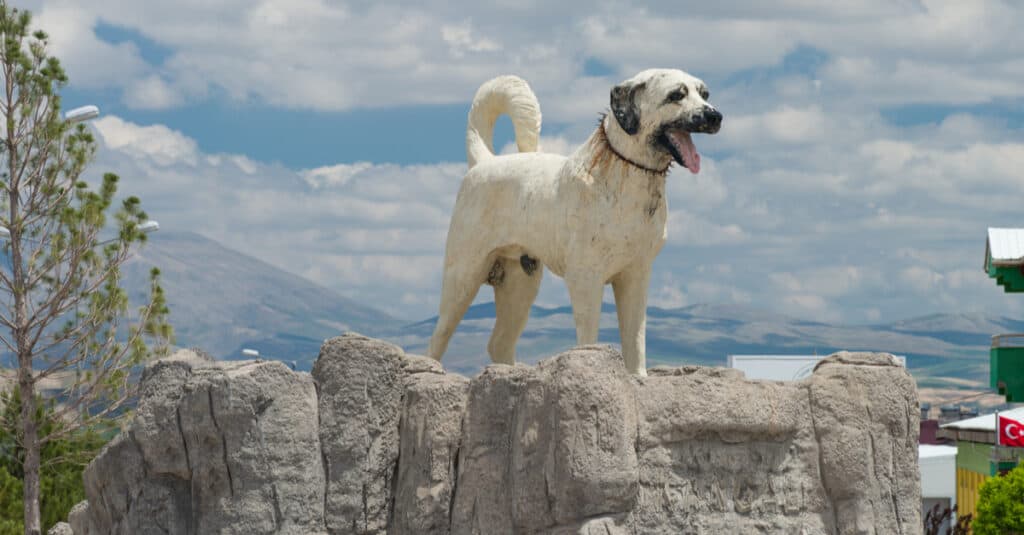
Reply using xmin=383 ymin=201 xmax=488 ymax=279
xmin=668 ymin=130 xmax=701 ymax=174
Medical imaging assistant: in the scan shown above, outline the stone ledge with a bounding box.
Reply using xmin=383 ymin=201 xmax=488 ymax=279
xmin=64 ymin=335 xmax=921 ymax=534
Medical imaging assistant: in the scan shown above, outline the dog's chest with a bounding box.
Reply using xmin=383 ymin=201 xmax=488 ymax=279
xmin=575 ymin=183 xmax=667 ymax=266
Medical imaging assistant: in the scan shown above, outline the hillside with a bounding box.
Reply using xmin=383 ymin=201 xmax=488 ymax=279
xmin=397 ymin=302 xmax=992 ymax=386
xmin=121 ymin=231 xmax=400 ymax=364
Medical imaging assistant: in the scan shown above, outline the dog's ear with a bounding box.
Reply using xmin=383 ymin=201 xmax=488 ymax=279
xmin=610 ymin=81 xmax=645 ymax=135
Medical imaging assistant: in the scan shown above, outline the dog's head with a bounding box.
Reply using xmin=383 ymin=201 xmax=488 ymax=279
xmin=606 ymin=69 xmax=722 ymax=174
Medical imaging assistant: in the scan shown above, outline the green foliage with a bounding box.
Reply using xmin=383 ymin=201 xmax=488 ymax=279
xmin=0 ymin=389 xmax=105 ymax=535
xmin=0 ymin=467 xmax=21 ymax=534
xmin=973 ymin=463 xmax=1024 ymax=535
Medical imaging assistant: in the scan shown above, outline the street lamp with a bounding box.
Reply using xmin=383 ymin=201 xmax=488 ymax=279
xmin=0 ymin=105 xmax=102 ymax=240
xmin=240 ymin=348 xmax=297 ymax=370
xmin=63 ymin=105 xmax=99 ymax=125
xmin=1 ymin=103 xmax=102 ymax=238
xmin=93 ymin=218 xmax=159 ymax=245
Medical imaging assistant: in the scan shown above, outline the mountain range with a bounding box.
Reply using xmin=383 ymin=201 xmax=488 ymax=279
xmin=119 ymin=231 xmax=1004 ymax=391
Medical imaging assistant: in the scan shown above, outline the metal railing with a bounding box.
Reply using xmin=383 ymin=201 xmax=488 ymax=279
xmin=992 ymin=333 xmax=1024 ymax=348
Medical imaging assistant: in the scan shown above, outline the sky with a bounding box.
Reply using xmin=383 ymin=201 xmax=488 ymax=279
xmin=12 ymin=0 xmax=1024 ymax=323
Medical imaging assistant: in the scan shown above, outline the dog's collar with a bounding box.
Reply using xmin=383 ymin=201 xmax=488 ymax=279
xmin=598 ymin=120 xmax=671 ymax=176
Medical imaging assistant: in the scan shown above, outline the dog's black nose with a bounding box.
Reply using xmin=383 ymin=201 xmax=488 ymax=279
xmin=702 ymin=107 xmax=722 ymax=133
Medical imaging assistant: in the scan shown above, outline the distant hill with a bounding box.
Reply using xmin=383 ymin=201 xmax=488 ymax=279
xmin=396 ymin=302 xmax=994 ymax=385
xmin=121 ymin=231 xmax=400 ymax=366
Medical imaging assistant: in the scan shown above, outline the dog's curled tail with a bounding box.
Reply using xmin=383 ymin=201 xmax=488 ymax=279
xmin=466 ymin=75 xmax=541 ymax=169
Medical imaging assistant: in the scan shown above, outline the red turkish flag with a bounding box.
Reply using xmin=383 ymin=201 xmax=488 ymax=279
xmin=999 ymin=415 xmax=1024 ymax=447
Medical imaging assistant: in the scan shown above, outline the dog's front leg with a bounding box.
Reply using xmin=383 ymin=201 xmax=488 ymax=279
xmin=565 ymin=271 xmax=604 ymax=346
xmin=612 ymin=264 xmax=651 ymax=376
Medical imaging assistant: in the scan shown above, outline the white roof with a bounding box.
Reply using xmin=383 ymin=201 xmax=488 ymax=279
xmin=728 ymin=354 xmax=906 ymax=382
xmin=987 ymin=228 xmax=1024 ymax=268
xmin=919 ymin=444 xmax=957 ymax=460
xmin=940 ymin=406 xmax=1024 ymax=431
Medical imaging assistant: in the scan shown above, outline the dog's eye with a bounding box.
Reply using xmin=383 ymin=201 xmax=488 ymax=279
xmin=699 ymin=87 xmax=709 ymax=100
xmin=666 ymin=89 xmax=687 ymax=102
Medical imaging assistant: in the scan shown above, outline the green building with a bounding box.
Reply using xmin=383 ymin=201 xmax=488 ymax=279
xmin=985 ymin=228 xmax=1024 ymax=401
xmin=938 ymin=409 xmax=1024 ymax=518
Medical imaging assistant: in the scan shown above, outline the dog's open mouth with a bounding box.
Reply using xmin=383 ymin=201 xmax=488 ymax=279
xmin=660 ymin=129 xmax=701 ymax=174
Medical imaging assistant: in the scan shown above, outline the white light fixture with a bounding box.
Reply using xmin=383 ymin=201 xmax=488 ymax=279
xmin=139 ymin=220 xmax=160 ymax=234
xmin=64 ymin=105 xmax=100 ymax=124
xmin=241 ymin=348 xmax=260 ymax=358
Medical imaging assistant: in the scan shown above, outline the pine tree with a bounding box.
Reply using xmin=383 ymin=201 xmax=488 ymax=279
xmin=0 ymin=3 xmax=172 ymax=534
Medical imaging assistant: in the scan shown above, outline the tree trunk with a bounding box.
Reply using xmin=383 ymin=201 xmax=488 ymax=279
xmin=18 ymin=369 xmax=42 ymax=535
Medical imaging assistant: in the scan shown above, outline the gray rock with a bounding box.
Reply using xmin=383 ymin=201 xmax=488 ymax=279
xmin=177 ymin=361 xmax=325 ymax=534
xmin=79 ymin=358 xmax=325 ymax=535
xmin=392 ymin=369 xmax=469 ymax=534
xmin=511 ymin=345 xmax=638 ymax=531
xmin=81 ymin=432 xmax=147 ymax=533
xmin=133 ymin=360 xmax=192 ymax=481
xmin=450 ymin=363 xmax=534 ymax=534
xmin=312 ymin=333 xmax=406 ymax=534
xmin=547 ymin=515 xmax=631 ymax=535
xmin=64 ymin=338 xmax=920 ymax=535
xmin=67 ymin=501 xmax=96 ymax=535
xmin=633 ymin=355 xmax=831 ymax=534
xmin=809 ymin=352 xmax=921 ymax=534
xmin=47 ymin=522 xmax=73 ymax=535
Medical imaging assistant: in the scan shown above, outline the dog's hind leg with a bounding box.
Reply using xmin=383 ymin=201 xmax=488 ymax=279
xmin=427 ymin=256 xmax=490 ymax=361
xmin=487 ymin=256 xmax=543 ymax=365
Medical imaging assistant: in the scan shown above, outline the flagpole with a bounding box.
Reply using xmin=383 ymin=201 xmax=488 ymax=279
xmin=996 ymin=410 xmax=1001 ymax=447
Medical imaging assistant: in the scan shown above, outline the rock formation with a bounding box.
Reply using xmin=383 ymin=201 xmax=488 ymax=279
xmin=54 ymin=334 xmax=921 ymax=534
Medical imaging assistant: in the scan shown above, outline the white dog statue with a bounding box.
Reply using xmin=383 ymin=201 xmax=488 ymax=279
xmin=427 ymin=69 xmax=722 ymax=375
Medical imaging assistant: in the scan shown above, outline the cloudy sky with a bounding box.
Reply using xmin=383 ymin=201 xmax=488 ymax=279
xmin=14 ymin=0 xmax=1024 ymax=323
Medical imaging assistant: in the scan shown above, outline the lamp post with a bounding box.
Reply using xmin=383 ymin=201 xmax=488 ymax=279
xmin=0 ymin=103 xmax=106 ymax=241
xmin=63 ymin=105 xmax=99 ymax=125
xmin=240 ymin=348 xmax=297 ymax=370
xmin=96 ymin=220 xmax=160 ymax=246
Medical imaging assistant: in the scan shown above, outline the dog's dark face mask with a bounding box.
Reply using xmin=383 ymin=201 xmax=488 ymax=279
xmin=610 ymin=69 xmax=722 ymax=175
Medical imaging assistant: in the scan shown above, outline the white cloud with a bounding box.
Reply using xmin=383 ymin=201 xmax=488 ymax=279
xmin=781 ymin=294 xmax=835 ymax=322
xmin=441 ymin=20 xmax=502 ymax=57
xmin=302 ymin=163 xmax=376 ymax=188
xmin=17 ymin=0 xmax=1020 ymax=122
xmin=727 ymin=106 xmax=827 ymax=147
xmin=32 ymin=2 xmax=150 ymax=89
xmin=88 ymin=116 xmax=465 ymax=317
xmin=667 ymin=211 xmax=747 ymax=246
xmin=123 ymin=75 xmax=184 ymax=110
xmin=93 ymin=116 xmax=199 ymax=166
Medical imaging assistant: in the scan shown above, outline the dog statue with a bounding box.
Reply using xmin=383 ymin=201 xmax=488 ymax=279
xmin=427 ymin=69 xmax=722 ymax=375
